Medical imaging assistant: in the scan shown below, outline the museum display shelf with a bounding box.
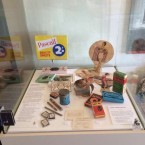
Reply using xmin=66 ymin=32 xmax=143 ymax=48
xmin=8 ymin=67 xmax=140 ymax=132
xmin=2 ymin=67 xmax=145 ymax=145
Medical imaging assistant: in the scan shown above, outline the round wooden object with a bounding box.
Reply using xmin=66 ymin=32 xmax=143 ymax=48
xmin=89 ymin=40 xmax=114 ymax=65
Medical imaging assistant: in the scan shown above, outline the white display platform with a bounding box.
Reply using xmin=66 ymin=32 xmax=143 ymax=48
xmin=8 ymin=67 xmax=141 ymax=133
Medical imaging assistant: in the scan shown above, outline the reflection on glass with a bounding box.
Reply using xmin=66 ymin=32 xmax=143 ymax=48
xmin=123 ymin=66 xmax=145 ymax=122
xmin=0 ymin=0 xmax=34 ymax=115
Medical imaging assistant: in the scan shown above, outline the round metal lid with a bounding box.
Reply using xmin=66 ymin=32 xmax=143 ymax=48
xmin=59 ymin=89 xmax=69 ymax=96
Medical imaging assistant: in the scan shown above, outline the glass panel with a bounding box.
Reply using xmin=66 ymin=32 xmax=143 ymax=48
xmin=22 ymin=0 xmax=118 ymax=68
xmin=117 ymin=0 xmax=145 ymax=128
xmin=0 ymin=0 xmax=34 ymax=116
xmin=116 ymin=0 xmax=145 ymax=67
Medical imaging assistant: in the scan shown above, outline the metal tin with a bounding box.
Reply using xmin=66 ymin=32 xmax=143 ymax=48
xmin=74 ymin=79 xmax=94 ymax=97
xmin=59 ymin=89 xmax=70 ymax=105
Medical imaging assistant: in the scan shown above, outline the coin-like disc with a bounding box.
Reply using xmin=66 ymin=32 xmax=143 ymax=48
xmin=89 ymin=40 xmax=114 ymax=65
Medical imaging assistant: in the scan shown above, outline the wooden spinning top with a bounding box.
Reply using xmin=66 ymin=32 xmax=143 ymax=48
xmin=89 ymin=40 xmax=114 ymax=74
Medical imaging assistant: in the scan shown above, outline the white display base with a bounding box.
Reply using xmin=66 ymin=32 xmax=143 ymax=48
xmin=8 ymin=67 xmax=141 ymax=133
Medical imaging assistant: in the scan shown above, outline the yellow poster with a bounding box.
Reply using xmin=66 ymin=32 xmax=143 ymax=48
xmin=35 ymin=35 xmax=68 ymax=60
xmin=0 ymin=36 xmax=24 ymax=62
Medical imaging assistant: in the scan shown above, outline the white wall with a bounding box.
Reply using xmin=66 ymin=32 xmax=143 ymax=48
xmin=23 ymin=0 xmax=132 ymax=68
xmin=3 ymin=0 xmax=145 ymax=68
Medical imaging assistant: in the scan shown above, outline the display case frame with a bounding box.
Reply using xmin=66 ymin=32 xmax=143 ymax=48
xmin=1 ymin=0 xmax=145 ymax=145
xmin=116 ymin=66 xmax=145 ymax=128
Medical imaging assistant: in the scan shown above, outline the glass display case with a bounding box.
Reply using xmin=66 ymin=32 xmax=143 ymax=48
xmin=116 ymin=0 xmax=145 ymax=128
xmin=1 ymin=0 xmax=145 ymax=145
xmin=0 ymin=0 xmax=34 ymax=135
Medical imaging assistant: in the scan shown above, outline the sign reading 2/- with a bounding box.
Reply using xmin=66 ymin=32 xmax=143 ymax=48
xmin=53 ymin=44 xmax=65 ymax=56
xmin=35 ymin=35 xmax=68 ymax=60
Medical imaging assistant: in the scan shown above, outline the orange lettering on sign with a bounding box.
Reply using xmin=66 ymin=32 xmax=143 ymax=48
xmin=40 ymin=51 xmax=50 ymax=57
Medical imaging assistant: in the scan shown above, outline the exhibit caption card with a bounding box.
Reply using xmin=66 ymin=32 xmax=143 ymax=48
xmin=108 ymin=106 xmax=136 ymax=125
xmin=72 ymin=118 xmax=93 ymax=130
xmin=65 ymin=109 xmax=84 ymax=121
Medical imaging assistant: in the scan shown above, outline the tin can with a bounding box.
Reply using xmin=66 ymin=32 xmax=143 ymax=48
xmin=59 ymin=89 xmax=70 ymax=105
xmin=74 ymin=79 xmax=94 ymax=97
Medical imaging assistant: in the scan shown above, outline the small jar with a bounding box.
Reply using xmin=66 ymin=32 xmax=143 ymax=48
xmin=59 ymin=89 xmax=70 ymax=105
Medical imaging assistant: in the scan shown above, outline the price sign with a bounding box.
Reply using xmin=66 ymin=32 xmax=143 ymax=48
xmin=35 ymin=35 xmax=68 ymax=60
